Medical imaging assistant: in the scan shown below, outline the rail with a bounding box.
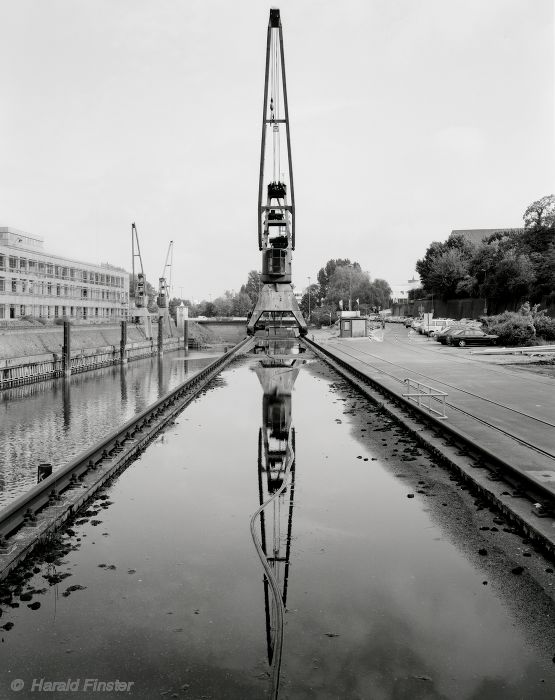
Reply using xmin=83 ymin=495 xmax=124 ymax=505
xmin=0 ymin=337 xmax=251 ymax=549
xmin=303 ymin=336 xmax=555 ymax=507
xmin=402 ymin=378 xmax=447 ymax=418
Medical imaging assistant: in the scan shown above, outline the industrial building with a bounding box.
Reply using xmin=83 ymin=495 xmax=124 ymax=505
xmin=0 ymin=227 xmax=129 ymax=322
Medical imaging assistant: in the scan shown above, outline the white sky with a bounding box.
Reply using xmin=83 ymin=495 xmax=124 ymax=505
xmin=1 ymin=0 xmax=553 ymax=299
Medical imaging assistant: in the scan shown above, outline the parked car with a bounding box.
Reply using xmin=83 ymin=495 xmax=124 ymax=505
xmin=436 ymin=323 xmax=482 ymax=343
xmin=419 ymin=319 xmax=455 ymax=336
xmin=404 ymin=317 xmax=415 ymax=327
xmin=447 ymin=329 xmax=498 ymax=347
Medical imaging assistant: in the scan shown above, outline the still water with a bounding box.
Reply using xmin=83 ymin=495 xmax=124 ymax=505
xmin=1 ymin=344 xmax=554 ymax=699
xmin=0 ymin=350 xmax=219 ymax=508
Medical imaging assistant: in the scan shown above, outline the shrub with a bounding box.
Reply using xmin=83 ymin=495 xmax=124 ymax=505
xmin=484 ymin=311 xmax=536 ymax=345
xmin=533 ymin=314 xmax=555 ymax=340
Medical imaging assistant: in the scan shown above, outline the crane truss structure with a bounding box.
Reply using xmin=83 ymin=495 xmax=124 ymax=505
xmin=130 ymin=222 xmax=152 ymax=338
xmin=247 ymin=9 xmax=307 ymax=337
xmin=157 ymin=240 xmax=175 ymax=337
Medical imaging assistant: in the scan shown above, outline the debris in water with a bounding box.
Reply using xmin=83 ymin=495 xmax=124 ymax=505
xmin=62 ymin=585 xmax=87 ymax=597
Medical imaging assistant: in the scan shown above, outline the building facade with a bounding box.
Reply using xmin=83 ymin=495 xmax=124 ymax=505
xmin=0 ymin=227 xmax=129 ymax=322
xmin=390 ymin=277 xmax=421 ymax=304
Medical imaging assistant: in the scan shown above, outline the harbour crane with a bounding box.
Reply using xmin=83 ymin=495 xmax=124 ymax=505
xmin=157 ymin=240 xmax=175 ymax=337
xmin=247 ymin=9 xmax=307 ymax=337
xmin=157 ymin=240 xmax=173 ymax=309
xmin=130 ymin=223 xmax=153 ymax=338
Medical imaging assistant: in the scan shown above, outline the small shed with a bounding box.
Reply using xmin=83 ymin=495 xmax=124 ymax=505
xmin=339 ymin=316 xmax=368 ymax=338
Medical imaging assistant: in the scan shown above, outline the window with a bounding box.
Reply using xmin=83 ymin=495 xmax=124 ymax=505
xmin=11 ymin=279 xmax=17 ymax=292
xmin=0 ymin=255 xmax=5 ymax=270
xmin=9 ymin=256 xmax=17 ymax=270
xmin=0 ymin=278 xmax=4 ymax=292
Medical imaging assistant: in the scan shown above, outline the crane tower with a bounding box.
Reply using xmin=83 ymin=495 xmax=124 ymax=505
xmin=247 ymin=9 xmax=307 ymax=337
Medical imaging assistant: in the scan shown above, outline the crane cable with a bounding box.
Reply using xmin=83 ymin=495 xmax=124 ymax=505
xmin=270 ymin=31 xmax=280 ymax=183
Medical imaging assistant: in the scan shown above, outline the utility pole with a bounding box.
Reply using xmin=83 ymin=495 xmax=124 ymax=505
xmin=307 ymin=276 xmax=311 ymax=322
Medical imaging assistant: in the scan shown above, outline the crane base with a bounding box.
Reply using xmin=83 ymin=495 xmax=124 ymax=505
xmin=247 ymin=284 xmax=307 ymax=336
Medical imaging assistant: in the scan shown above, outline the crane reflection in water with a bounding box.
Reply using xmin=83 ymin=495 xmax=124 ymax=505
xmin=251 ymin=339 xmax=305 ymax=698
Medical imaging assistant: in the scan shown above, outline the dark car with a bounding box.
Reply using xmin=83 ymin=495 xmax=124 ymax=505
xmin=447 ymin=329 xmax=498 ymax=347
xmin=437 ymin=324 xmax=481 ymax=343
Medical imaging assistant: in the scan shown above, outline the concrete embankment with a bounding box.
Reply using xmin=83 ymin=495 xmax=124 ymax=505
xmin=0 ymin=322 xmax=222 ymax=389
xmin=0 ymin=322 xmax=219 ymax=360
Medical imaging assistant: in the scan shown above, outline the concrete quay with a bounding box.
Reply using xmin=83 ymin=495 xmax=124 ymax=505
xmin=310 ymin=326 xmax=555 ymax=501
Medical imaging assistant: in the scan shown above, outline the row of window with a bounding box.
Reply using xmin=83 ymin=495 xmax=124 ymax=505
xmin=0 ymin=303 xmax=127 ymax=320
xmin=0 ymin=254 xmax=125 ymax=288
xmin=0 ymin=277 xmax=127 ymax=302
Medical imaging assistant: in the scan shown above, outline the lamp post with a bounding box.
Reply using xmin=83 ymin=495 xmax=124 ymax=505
xmin=481 ymin=269 xmax=488 ymax=315
xmin=307 ymin=276 xmax=311 ymax=323
xmin=348 ymin=265 xmax=352 ymax=311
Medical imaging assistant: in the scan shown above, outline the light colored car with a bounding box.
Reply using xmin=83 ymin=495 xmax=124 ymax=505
xmin=419 ymin=319 xmax=454 ymax=336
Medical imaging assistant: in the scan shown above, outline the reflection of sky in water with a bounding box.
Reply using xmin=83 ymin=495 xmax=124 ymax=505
xmin=0 ymin=352 xmax=553 ymax=698
xmin=0 ymin=350 xmax=217 ymax=507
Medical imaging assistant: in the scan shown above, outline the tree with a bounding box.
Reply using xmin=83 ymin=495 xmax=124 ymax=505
xmin=426 ymin=248 xmax=470 ymax=299
xmin=523 ymin=194 xmax=555 ymax=231
xmin=300 ymin=284 xmax=321 ymax=318
xmin=317 ymin=259 xmax=360 ymax=299
xmin=240 ymin=270 xmax=262 ymax=305
xmin=488 ymin=252 xmax=535 ymax=302
xmin=232 ymin=291 xmax=253 ymax=316
xmin=212 ymin=294 xmax=233 ymax=317
xmin=416 ymin=233 xmax=475 ymax=298
xmin=325 ymin=266 xmax=364 ymax=307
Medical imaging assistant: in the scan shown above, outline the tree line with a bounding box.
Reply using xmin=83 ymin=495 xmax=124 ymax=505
xmin=159 ymin=262 xmax=392 ymax=323
xmin=414 ymin=195 xmax=555 ymax=306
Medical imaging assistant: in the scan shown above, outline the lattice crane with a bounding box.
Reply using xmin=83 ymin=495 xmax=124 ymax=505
xmin=247 ymin=9 xmax=307 ymax=337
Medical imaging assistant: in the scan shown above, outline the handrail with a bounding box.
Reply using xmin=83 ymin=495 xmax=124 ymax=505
xmin=402 ymin=378 xmax=447 ymax=419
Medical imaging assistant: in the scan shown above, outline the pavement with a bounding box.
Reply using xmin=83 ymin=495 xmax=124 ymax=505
xmin=309 ymin=325 xmax=555 ymax=498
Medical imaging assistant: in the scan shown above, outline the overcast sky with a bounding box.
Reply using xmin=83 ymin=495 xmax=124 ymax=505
xmin=1 ymin=0 xmax=553 ymax=300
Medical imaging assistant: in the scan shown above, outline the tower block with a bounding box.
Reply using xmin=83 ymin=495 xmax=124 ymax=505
xmin=247 ymin=9 xmax=307 ymax=337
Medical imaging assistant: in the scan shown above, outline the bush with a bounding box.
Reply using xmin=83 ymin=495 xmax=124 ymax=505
xmin=484 ymin=311 xmax=536 ymax=345
xmin=533 ymin=314 xmax=555 ymax=340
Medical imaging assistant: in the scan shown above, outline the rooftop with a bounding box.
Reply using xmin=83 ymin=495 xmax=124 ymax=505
xmin=451 ymin=228 xmax=524 ymax=245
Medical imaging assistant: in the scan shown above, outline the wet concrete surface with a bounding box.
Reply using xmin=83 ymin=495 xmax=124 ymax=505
xmin=0 ymin=350 xmax=220 ymax=508
xmin=0 ymin=347 xmax=554 ymax=698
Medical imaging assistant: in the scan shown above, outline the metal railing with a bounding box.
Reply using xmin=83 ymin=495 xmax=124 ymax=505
xmin=0 ymin=336 xmax=251 ymax=549
xmin=402 ymin=378 xmax=448 ymax=418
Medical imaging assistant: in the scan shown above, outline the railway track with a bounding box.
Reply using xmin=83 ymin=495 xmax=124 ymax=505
xmin=323 ymin=340 xmax=555 ymax=461
xmin=304 ymin=336 xmax=555 ymax=524
xmin=392 ymin=330 xmax=550 ymax=384
xmin=0 ymin=337 xmax=253 ymax=579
